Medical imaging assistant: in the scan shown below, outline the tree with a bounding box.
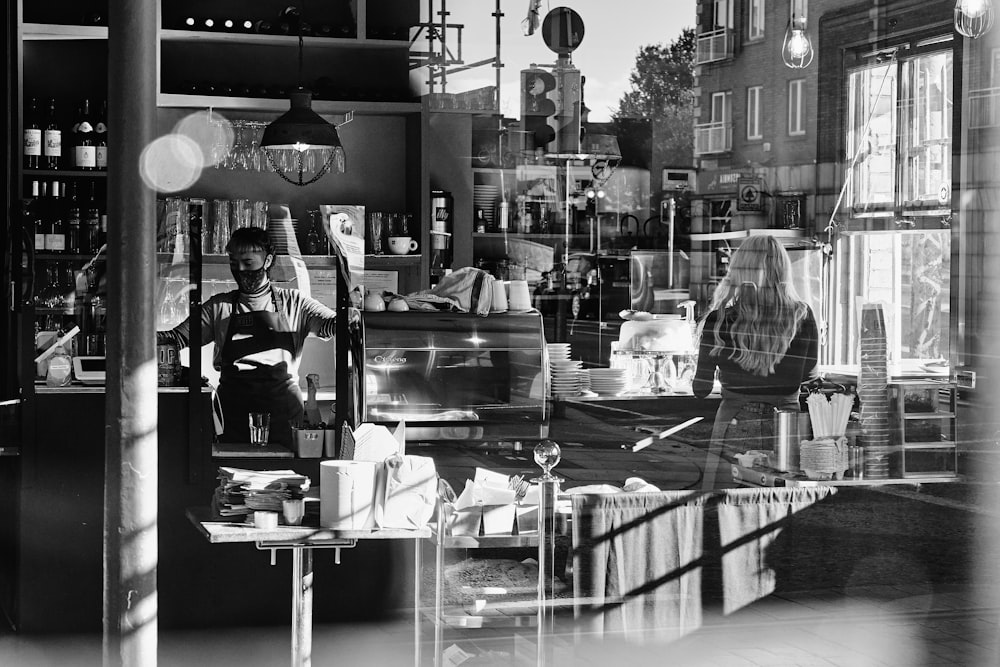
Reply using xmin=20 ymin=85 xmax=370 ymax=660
xmin=613 ymin=28 xmax=695 ymax=166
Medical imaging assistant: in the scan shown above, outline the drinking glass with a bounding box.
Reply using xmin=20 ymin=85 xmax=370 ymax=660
xmin=367 ymin=212 xmax=385 ymax=255
xmin=249 ymin=412 xmax=271 ymax=446
xmin=252 ymin=200 xmax=269 ymax=229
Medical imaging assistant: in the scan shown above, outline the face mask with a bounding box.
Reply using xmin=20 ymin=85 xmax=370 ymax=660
xmin=232 ymin=265 xmax=269 ymax=293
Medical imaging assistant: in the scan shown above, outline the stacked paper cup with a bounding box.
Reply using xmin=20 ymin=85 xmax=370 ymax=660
xmin=858 ymin=303 xmax=890 ymax=479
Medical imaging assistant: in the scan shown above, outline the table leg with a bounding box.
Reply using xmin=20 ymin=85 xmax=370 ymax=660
xmin=291 ymin=547 xmax=314 ymax=667
xmin=413 ymin=539 xmax=422 ymax=667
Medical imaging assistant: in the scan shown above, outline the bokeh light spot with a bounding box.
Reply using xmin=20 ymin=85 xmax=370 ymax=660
xmin=139 ymin=135 xmax=203 ymax=193
xmin=175 ymin=110 xmax=233 ymax=168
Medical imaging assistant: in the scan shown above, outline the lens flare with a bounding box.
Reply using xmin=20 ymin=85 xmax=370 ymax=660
xmin=139 ymin=134 xmax=203 ymax=193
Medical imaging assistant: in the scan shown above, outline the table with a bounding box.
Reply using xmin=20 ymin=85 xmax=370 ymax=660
xmin=186 ymin=506 xmax=430 ymax=667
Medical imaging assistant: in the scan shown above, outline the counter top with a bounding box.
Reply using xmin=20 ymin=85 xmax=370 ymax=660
xmin=34 ymin=384 xmax=213 ymax=394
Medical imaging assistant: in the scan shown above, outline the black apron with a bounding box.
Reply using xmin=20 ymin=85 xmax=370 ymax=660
xmin=217 ymin=288 xmax=303 ymax=447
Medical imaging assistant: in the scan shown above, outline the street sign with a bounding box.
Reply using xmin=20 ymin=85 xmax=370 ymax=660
xmin=737 ymin=176 xmax=763 ymax=212
xmin=542 ymin=7 xmax=584 ymax=55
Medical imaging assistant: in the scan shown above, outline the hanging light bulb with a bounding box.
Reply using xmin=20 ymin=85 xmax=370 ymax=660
xmin=782 ymin=18 xmax=814 ymax=68
xmin=955 ymin=0 xmax=994 ymax=38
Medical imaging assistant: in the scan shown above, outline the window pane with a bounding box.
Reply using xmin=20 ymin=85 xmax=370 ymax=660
xmin=747 ymin=87 xmax=761 ymax=138
xmin=788 ymin=80 xmax=804 ymax=134
xmin=847 ymin=65 xmax=897 ymax=213
xmin=749 ymin=0 xmax=764 ymax=38
xmin=836 ymin=231 xmax=950 ymax=364
xmin=900 ymin=51 xmax=952 ymax=209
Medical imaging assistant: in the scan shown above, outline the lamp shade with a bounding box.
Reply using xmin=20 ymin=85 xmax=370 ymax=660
xmin=261 ymin=89 xmax=345 ymax=185
xmin=261 ymin=90 xmax=343 ymax=152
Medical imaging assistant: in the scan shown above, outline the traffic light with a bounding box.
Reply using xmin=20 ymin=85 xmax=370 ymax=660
xmin=520 ymin=66 xmax=583 ymax=156
xmin=521 ymin=68 xmax=557 ymax=152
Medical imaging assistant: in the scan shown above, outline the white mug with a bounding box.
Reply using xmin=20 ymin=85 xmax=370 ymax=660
xmin=388 ymin=236 xmax=418 ymax=255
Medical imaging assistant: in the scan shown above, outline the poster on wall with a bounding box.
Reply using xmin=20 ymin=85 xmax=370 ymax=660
xmin=320 ymin=204 xmax=366 ymax=297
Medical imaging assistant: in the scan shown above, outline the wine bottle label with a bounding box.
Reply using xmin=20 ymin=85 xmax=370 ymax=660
xmin=44 ymin=130 xmax=62 ymax=156
xmin=34 ymin=233 xmax=45 ymax=251
xmin=76 ymin=146 xmax=97 ymax=168
xmin=96 ymin=146 xmax=108 ymax=168
xmin=45 ymin=233 xmax=65 ymax=251
xmin=78 ymin=121 xmax=94 ymax=133
xmin=24 ymin=129 xmax=42 ymax=156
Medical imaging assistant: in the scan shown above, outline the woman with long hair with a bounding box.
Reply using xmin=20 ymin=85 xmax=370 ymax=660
xmin=693 ymin=235 xmax=819 ymax=464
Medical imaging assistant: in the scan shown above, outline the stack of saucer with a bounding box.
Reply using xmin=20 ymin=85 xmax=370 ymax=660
xmin=547 ymin=343 xmax=571 ymax=364
xmin=586 ymin=368 xmax=628 ymax=396
xmin=550 ymin=360 xmax=583 ymax=398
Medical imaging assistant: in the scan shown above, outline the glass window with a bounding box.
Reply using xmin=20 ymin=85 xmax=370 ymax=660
xmin=788 ymin=79 xmax=805 ymax=135
xmin=900 ymin=52 xmax=952 ymax=211
xmin=847 ymin=64 xmax=897 ymax=214
xmin=747 ymin=86 xmax=762 ymax=139
xmin=712 ymin=0 xmax=734 ymax=29
xmin=846 ymin=49 xmax=952 ymax=215
xmin=833 ymin=231 xmax=951 ymax=364
xmin=748 ymin=0 xmax=764 ymax=39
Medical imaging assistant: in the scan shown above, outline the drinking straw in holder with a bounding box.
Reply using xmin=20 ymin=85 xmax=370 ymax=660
xmin=806 ymin=390 xmax=853 ymax=439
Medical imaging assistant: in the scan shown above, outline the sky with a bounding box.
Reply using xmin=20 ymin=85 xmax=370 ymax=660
xmin=427 ymin=0 xmax=695 ymax=122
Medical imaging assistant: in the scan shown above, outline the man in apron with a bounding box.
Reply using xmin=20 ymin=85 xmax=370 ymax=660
xmin=158 ymin=227 xmax=338 ymax=448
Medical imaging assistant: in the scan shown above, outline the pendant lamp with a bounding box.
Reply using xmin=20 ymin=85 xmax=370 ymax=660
xmin=955 ymin=0 xmax=994 ymax=38
xmin=781 ymin=16 xmax=814 ymax=69
xmin=261 ymin=7 xmax=346 ymax=186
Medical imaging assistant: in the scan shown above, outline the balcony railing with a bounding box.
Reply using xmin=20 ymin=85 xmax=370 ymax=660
xmin=696 ymin=28 xmax=732 ymax=65
xmin=969 ymin=87 xmax=1000 ymax=129
xmin=694 ymin=121 xmax=733 ymax=155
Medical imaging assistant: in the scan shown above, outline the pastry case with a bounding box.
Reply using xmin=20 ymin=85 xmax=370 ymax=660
xmin=356 ymin=311 xmax=549 ymax=441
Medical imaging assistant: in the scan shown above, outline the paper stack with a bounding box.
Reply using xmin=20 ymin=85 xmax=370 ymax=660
xmin=214 ymin=467 xmax=311 ymax=517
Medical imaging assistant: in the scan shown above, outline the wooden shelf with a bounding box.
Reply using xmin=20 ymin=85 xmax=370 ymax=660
xmin=157 ymin=92 xmax=420 ymax=115
xmin=23 ymin=23 xmax=107 ymax=40
xmin=23 ymin=169 xmax=107 ymax=179
xmin=159 ymin=28 xmax=407 ymax=49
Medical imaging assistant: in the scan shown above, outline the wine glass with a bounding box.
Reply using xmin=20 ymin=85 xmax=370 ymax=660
xmin=533 ymin=440 xmax=562 ymax=481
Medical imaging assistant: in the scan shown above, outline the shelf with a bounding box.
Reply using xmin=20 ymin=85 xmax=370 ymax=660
xmin=36 ymin=253 xmax=105 ymax=261
xmin=428 ymin=533 xmax=540 ymax=549
xmin=901 ymin=412 xmax=956 ymax=420
xmin=159 ymin=29 xmax=407 ymax=50
xmin=157 ymin=93 xmax=421 ymax=115
xmin=473 ymin=232 xmax=590 ymax=241
xmin=23 ymin=23 xmax=107 ymax=40
xmin=366 ymin=255 xmax=422 ymax=267
xmin=23 ymin=170 xmax=107 ymax=179
xmin=423 ymin=606 xmax=538 ymax=629
xmin=900 ymin=442 xmax=956 ymax=449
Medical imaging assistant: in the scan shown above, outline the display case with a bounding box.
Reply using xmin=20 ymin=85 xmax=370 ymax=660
xmin=357 ymin=311 xmax=549 ymax=441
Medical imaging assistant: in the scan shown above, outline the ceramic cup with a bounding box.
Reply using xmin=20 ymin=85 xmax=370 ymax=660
xmin=508 ymin=280 xmax=531 ymax=312
xmin=491 ymin=279 xmax=508 ymax=312
xmin=388 ymin=236 xmax=418 ymax=255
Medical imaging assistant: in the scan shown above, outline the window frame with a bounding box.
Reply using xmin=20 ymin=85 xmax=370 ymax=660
xmin=788 ymin=78 xmax=805 ymax=136
xmin=748 ymin=0 xmax=765 ymax=40
xmin=747 ymin=85 xmax=763 ymax=140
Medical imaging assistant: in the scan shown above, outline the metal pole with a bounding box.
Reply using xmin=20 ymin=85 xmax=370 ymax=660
xmin=291 ymin=549 xmax=314 ymax=667
xmin=536 ymin=477 xmax=559 ymax=666
xmin=103 ymin=1 xmax=158 ymax=665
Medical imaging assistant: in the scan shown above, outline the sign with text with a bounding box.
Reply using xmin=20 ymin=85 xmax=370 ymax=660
xmin=737 ymin=177 xmax=763 ymax=212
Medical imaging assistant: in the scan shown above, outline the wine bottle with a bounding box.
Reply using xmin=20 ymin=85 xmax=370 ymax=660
xmin=30 ymin=180 xmax=45 ymax=252
xmin=24 ymin=97 xmax=42 ymax=170
xmin=84 ymin=182 xmax=101 ymax=255
xmin=66 ymin=181 xmax=82 ymax=254
xmin=45 ymin=180 xmax=66 ymax=253
xmin=95 ymin=100 xmax=107 ymax=170
xmin=74 ymin=100 xmax=96 ymax=170
xmin=43 ymin=98 xmax=62 ymax=170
